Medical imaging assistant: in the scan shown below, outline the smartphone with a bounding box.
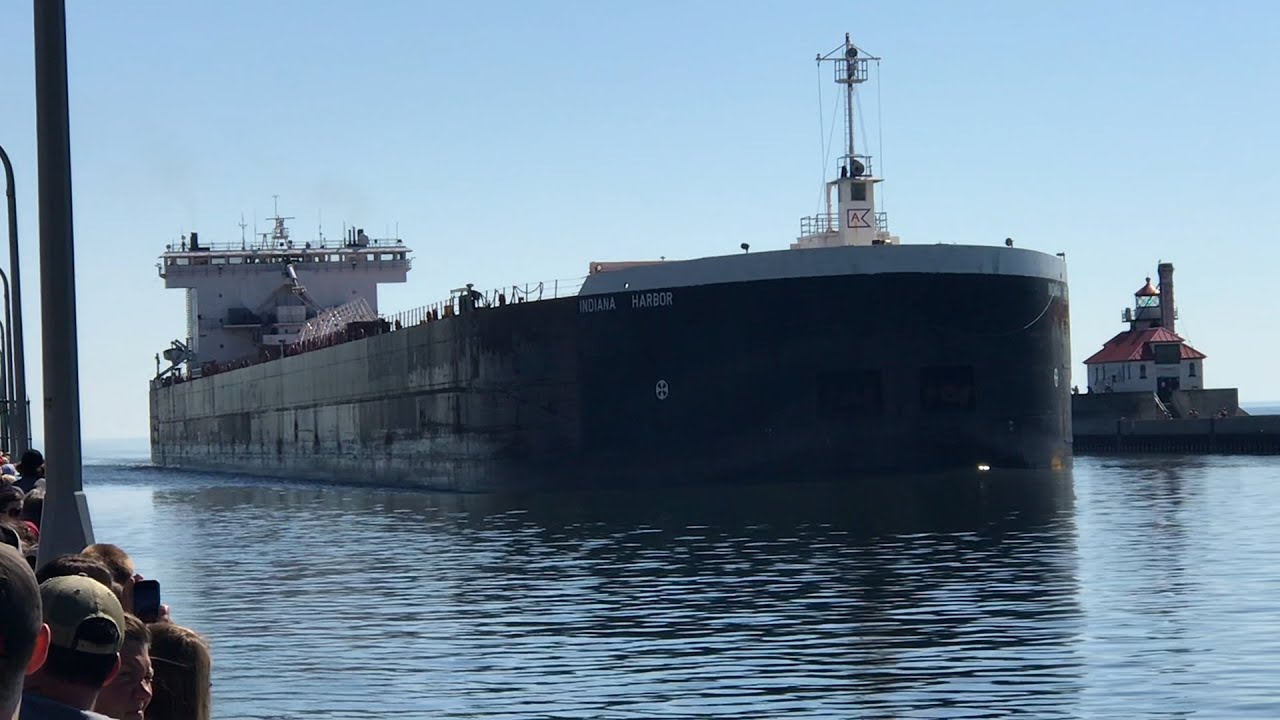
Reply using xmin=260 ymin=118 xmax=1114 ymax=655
xmin=132 ymin=579 xmax=161 ymax=622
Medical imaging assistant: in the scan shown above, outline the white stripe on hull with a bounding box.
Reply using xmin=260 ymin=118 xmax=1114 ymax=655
xmin=580 ymin=244 xmax=1067 ymax=296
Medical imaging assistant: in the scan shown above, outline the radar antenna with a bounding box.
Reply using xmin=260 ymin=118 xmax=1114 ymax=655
xmin=264 ymin=195 xmax=296 ymax=248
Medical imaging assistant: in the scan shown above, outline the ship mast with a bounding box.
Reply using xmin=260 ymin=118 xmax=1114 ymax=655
xmin=818 ymin=32 xmax=874 ymax=184
xmin=842 ymin=33 xmax=858 ymax=165
xmin=794 ymin=33 xmax=897 ymax=249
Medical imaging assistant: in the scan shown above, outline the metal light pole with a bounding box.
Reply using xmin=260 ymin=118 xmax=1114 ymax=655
xmin=0 ymin=319 xmax=8 ymax=451
xmin=0 ymin=146 xmax=28 ymax=456
xmin=0 ymin=270 xmax=16 ymax=441
xmin=34 ymin=0 xmax=94 ymax=566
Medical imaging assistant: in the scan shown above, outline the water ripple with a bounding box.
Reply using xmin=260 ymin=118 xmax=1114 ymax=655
xmin=79 ymin=455 xmax=1280 ymax=718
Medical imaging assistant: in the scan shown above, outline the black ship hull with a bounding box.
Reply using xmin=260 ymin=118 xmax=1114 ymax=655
xmin=151 ymin=247 xmax=1072 ymax=491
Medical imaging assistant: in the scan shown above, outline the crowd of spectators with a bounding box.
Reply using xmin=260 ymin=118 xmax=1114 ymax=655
xmin=0 ymin=448 xmax=212 ymax=720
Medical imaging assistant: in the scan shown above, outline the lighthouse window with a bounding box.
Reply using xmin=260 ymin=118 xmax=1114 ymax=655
xmin=1153 ymin=344 xmax=1181 ymax=365
xmin=1139 ymin=365 xmax=1147 ymax=379
xmin=920 ymin=366 xmax=976 ymax=412
xmin=850 ymin=182 xmax=867 ymax=202
xmin=1189 ymin=363 xmax=1197 ymax=377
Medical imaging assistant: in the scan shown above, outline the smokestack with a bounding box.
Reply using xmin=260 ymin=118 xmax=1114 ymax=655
xmin=1158 ymin=262 xmax=1175 ymax=332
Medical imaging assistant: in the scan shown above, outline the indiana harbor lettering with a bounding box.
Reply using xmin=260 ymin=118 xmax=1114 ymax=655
xmin=632 ymin=291 xmax=673 ymax=309
xmin=578 ymin=296 xmax=617 ymax=314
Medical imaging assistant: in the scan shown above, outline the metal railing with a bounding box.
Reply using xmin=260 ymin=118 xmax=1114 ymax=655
xmin=875 ymin=211 xmax=889 ymax=233
xmin=162 ymin=235 xmax=407 ymax=254
xmin=800 ymin=211 xmax=890 ymax=237
xmin=800 ymin=213 xmax=838 ymax=236
xmin=155 ymin=275 xmax=591 ymax=386
xmin=379 ymin=276 xmax=588 ymax=330
xmin=838 ymin=154 xmax=874 ymax=177
xmin=834 ymin=56 xmax=870 ymax=84
xmin=0 ymin=399 xmax=29 ymax=456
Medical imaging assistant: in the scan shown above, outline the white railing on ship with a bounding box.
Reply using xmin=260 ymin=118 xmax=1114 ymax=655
xmin=379 ymin=275 xmax=588 ymax=329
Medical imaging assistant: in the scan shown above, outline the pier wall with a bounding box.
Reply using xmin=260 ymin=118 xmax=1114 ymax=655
xmin=1071 ymin=392 xmax=1166 ymax=435
xmin=1074 ymin=415 xmax=1280 ymax=455
xmin=1169 ymin=388 xmax=1240 ymax=418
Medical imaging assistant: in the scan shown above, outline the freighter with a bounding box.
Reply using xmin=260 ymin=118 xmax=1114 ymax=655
xmin=149 ymin=35 xmax=1073 ymax=490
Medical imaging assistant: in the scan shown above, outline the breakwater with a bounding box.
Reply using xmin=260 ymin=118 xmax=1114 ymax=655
xmin=1074 ymin=415 xmax=1280 ymax=455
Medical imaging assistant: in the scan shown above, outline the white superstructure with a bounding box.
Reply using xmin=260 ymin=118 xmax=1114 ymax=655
xmin=158 ymin=210 xmax=410 ymax=369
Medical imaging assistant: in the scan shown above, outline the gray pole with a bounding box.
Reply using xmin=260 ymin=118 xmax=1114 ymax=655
xmin=0 ymin=320 xmax=7 ymax=451
xmin=0 ymin=146 xmax=28 ymax=456
xmin=845 ymin=35 xmax=856 ymax=161
xmin=0 ymin=270 xmax=15 ymax=438
xmin=34 ymin=0 xmax=94 ymax=567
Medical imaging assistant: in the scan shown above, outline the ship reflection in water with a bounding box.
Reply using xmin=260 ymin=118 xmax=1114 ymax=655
xmin=86 ymin=456 xmax=1280 ymax=718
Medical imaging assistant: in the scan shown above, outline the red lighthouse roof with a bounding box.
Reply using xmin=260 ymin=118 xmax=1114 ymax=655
xmin=1134 ymin=277 xmax=1159 ymax=297
xmin=1083 ymin=327 xmax=1206 ymax=365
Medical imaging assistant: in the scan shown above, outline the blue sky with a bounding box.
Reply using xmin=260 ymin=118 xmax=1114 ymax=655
xmin=0 ymin=0 xmax=1277 ymax=442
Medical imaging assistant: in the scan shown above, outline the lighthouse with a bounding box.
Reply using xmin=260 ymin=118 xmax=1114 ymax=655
xmin=1082 ymin=263 xmax=1205 ymax=398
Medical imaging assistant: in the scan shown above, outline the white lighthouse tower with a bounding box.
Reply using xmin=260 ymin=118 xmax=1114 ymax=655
xmin=793 ymin=33 xmax=900 ymax=249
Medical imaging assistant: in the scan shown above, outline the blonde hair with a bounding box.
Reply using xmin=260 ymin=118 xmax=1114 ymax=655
xmin=81 ymin=543 xmax=135 ymax=585
xmin=146 ymin=623 xmax=212 ymax=720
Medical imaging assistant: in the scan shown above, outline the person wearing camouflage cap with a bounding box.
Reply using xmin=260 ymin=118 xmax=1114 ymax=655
xmin=21 ymin=575 xmax=125 ymax=719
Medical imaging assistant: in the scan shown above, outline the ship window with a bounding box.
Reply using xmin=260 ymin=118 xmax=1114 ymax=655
xmin=1139 ymin=364 xmax=1147 ymax=379
xmin=920 ymin=366 xmax=975 ymax=412
xmin=819 ymin=370 xmax=883 ymax=419
xmin=850 ymin=182 xmax=867 ymax=202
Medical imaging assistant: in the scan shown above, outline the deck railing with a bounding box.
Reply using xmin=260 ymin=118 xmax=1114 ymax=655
xmin=154 ymin=274 xmax=590 ymax=386
xmin=799 ymin=213 xmax=838 ymax=236
xmin=379 ymin=276 xmax=587 ymax=330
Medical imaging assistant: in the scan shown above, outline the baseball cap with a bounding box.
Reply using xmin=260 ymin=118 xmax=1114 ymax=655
xmin=40 ymin=575 xmax=126 ymax=655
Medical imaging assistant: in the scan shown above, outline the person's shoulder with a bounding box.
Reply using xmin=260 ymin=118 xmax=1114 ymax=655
xmin=19 ymin=693 xmax=113 ymax=720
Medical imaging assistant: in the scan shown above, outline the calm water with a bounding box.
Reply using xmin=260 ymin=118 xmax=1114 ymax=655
xmin=81 ymin=452 xmax=1280 ymax=719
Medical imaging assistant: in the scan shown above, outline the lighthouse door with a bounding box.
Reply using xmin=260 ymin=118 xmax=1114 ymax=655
xmin=1157 ymin=376 xmax=1180 ymax=403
